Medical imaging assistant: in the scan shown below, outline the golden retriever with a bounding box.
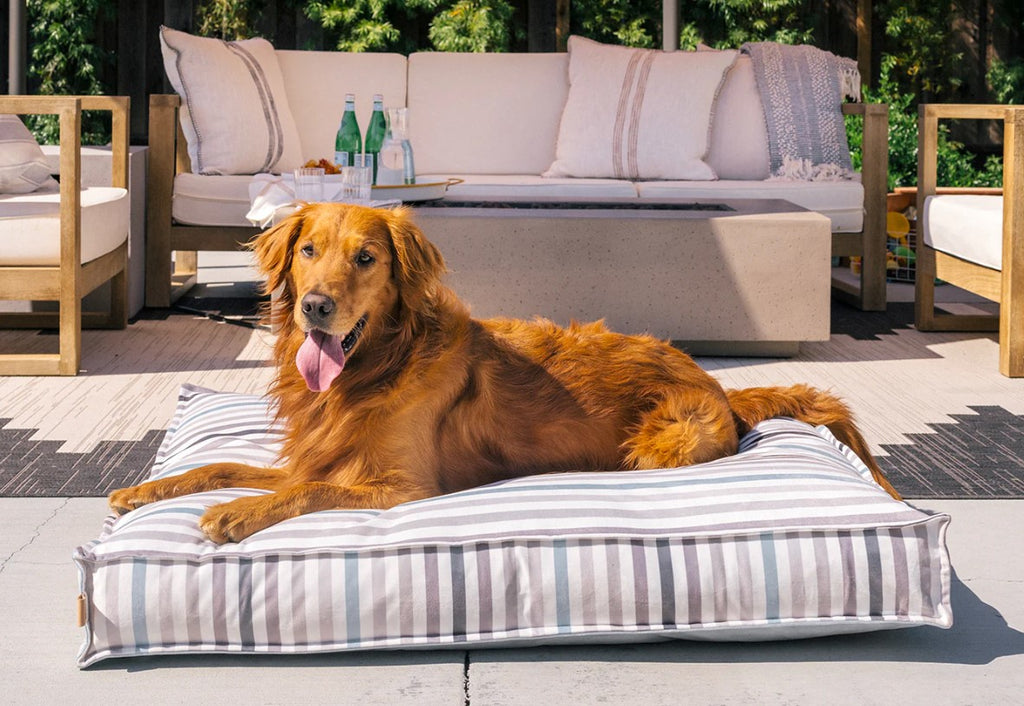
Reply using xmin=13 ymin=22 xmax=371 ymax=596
xmin=110 ymin=204 xmax=900 ymax=543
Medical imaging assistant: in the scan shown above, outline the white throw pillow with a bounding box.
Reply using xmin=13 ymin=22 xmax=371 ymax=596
xmin=545 ymin=36 xmax=738 ymax=180
xmin=160 ymin=26 xmax=303 ymax=176
xmin=706 ymin=55 xmax=771 ymax=180
xmin=0 ymin=115 xmax=58 ymax=194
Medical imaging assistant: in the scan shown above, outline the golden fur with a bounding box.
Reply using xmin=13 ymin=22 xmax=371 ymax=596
xmin=110 ymin=204 xmax=900 ymax=543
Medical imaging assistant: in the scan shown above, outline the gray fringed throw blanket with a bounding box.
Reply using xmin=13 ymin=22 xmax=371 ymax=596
xmin=741 ymin=42 xmax=861 ymax=181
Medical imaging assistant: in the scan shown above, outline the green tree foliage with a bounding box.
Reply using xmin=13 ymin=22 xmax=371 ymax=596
xmin=679 ymin=0 xmax=816 ymax=49
xmin=570 ymin=0 xmax=661 ymax=48
xmin=846 ymin=57 xmax=1003 ymax=190
xmin=877 ymin=0 xmax=961 ymax=99
xmin=984 ymin=0 xmax=1024 ymax=103
xmin=305 ymin=0 xmax=403 ymax=52
xmin=196 ymin=0 xmax=260 ymax=39
xmin=429 ymin=0 xmax=514 ymax=52
xmin=306 ymin=0 xmax=515 ymax=53
xmin=988 ymin=58 xmax=1024 ymax=105
xmin=25 ymin=0 xmax=115 ymax=144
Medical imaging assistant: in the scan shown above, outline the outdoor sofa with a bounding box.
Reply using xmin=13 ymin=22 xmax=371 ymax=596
xmin=145 ymin=29 xmax=889 ymax=351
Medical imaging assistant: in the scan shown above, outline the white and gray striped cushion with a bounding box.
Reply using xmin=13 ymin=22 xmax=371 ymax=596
xmin=74 ymin=385 xmax=952 ymax=667
xmin=159 ymin=26 xmax=303 ymax=175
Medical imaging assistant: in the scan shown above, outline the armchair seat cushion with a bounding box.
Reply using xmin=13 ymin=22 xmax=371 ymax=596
xmin=922 ymin=194 xmax=1003 ymax=270
xmin=0 ymin=185 xmax=129 ymax=265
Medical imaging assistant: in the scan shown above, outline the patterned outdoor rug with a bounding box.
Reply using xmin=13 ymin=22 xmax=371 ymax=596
xmin=5 ymin=405 xmax=1022 ymax=499
xmin=174 ymin=285 xmax=269 ymax=329
xmin=1 ymin=297 xmax=1022 ymax=499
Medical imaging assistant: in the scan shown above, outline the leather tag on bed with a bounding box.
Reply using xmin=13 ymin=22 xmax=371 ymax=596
xmin=77 ymin=594 xmax=87 ymax=627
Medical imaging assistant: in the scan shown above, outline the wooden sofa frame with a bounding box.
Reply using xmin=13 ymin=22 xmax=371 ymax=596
xmin=0 ymin=95 xmax=130 ymax=375
xmin=145 ymin=94 xmax=889 ymax=313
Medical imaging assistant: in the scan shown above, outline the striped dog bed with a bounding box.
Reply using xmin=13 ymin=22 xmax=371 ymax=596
xmin=73 ymin=384 xmax=952 ymax=667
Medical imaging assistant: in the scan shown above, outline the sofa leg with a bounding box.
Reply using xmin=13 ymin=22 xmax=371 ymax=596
xmin=58 ymin=276 xmax=82 ymax=376
xmin=999 ymin=275 xmax=1023 ymax=377
xmin=858 ymin=225 xmax=887 ymax=311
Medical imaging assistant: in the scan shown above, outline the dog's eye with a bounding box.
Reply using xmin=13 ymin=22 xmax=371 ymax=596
xmin=356 ymin=250 xmax=375 ymax=266
xmin=300 ymin=243 xmax=315 ymax=258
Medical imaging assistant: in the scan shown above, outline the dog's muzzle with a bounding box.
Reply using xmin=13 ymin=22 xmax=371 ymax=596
xmin=300 ymin=292 xmax=334 ymax=328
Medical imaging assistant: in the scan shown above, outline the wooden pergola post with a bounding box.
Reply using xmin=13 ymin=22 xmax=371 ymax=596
xmin=857 ymin=0 xmax=872 ymax=88
xmin=7 ymin=0 xmax=27 ymax=94
xmin=663 ymin=0 xmax=679 ymax=51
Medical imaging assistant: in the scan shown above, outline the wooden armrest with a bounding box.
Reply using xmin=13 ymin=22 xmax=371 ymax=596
xmin=0 ymin=95 xmax=130 ymax=190
xmin=80 ymin=95 xmax=130 ymax=190
xmin=844 ymin=103 xmax=889 ymax=203
xmin=917 ymin=104 xmax=1024 ymax=200
xmin=148 ymin=94 xmax=186 ymax=172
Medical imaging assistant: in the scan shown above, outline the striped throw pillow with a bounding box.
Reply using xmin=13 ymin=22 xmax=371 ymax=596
xmin=160 ymin=26 xmax=303 ymax=175
xmin=544 ymin=36 xmax=738 ymax=180
xmin=73 ymin=385 xmax=952 ymax=667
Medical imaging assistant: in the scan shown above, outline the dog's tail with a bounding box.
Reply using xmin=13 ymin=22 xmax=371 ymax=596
xmin=726 ymin=384 xmax=901 ymax=500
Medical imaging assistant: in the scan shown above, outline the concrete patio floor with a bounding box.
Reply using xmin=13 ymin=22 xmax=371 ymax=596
xmin=0 ymin=497 xmax=1021 ymax=705
xmin=2 ymin=254 xmax=1023 ymax=703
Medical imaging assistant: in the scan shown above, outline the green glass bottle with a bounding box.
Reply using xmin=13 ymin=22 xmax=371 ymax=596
xmin=364 ymin=94 xmax=387 ymax=184
xmin=334 ymin=93 xmax=362 ymax=168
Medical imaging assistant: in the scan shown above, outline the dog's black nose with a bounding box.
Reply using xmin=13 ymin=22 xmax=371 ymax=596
xmin=301 ymin=292 xmax=335 ymax=326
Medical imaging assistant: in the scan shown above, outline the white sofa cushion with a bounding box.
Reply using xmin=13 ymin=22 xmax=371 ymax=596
xmin=545 ymin=37 xmax=737 ymax=180
xmin=175 ymin=172 xmax=864 ymax=232
xmin=408 ymin=52 xmax=570 ymax=176
xmin=277 ymin=50 xmax=408 ymax=166
xmin=636 ymin=178 xmax=864 ymax=233
xmin=172 ymin=173 xmax=253 ymax=227
xmin=0 ymin=115 xmax=57 ymax=194
xmin=921 ymin=194 xmax=1003 ymax=271
xmin=706 ymin=56 xmax=771 ymax=181
xmin=160 ymin=26 xmax=303 ymax=176
xmin=0 ymin=184 xmax=129 ymax=265
xmin=420 ymin=174 xmax=638 ymax=200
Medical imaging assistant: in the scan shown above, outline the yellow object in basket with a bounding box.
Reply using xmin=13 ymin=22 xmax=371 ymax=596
xmin=886 ymin=211 xmax=911 ymax=244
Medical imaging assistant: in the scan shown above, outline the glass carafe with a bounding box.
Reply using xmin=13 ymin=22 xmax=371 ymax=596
xmin=376 ymin=107 xmax=415 ymax=186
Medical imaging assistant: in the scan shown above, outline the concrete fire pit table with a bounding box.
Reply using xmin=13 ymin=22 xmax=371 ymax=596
xmin=411 ymin=198 xmax=831 ymax=356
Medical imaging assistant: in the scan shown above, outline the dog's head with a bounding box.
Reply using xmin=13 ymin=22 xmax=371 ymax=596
xmin=252 ymin=203 xmax=445 ymax=391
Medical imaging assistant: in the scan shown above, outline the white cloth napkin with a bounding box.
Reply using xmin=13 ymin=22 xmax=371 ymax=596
xmin=246 ymin=173 xmax=400 ymax=228
xmin=246 ymin=174 xmax=294 ymax=228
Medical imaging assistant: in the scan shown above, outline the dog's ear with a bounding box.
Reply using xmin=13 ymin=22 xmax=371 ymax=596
xmin=249 ymin=210 xmax=305 ymax=296
xmin=385 ymin=207 xmax=446 ymax=314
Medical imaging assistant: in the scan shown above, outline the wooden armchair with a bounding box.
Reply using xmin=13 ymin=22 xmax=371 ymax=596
xmin=915 ymin=104 xmax=1023 ymax=377
xmin=0 ymin=96 xmax=130 ymax=375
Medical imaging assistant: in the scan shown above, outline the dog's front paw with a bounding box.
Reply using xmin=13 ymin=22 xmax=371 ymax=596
xmin=199 ymin=496 xmax=276 ymax=544
xmin=109 ymin=483 xmax=164 ymax=515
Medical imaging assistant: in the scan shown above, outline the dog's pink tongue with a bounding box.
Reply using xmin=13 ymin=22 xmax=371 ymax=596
xmin=296 ymin=330 xmax=346 ymax=392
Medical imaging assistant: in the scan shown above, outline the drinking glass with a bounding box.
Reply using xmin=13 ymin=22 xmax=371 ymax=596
xmin=293 ymin=167 xmax=325 ymax=202
xmin=342 ymin=156 xmax=372 ymax=204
